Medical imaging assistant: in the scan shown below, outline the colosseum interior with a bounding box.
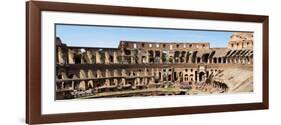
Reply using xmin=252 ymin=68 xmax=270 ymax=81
xmin=55 ymin=32 xmax=254 ymax=100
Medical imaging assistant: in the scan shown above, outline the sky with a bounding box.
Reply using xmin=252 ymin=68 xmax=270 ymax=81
xmin=56 ymin=24 xmax=233 ymax=48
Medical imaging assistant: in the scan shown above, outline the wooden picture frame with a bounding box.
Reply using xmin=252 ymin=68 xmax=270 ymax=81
xmin=26 ymin=1 xmax=269 ymax=124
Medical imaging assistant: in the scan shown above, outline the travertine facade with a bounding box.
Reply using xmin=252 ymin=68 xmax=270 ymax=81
xmin=55 ymin=32 xmax=253 ymax=100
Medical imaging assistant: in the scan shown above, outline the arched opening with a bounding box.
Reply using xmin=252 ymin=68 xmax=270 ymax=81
xmin=141 ymin=56 xmax=146 ymax=63
xmin=109 ymin=55 xmax=114 ymax=63
xmin=155 ymin=51 xmax=161 ymax=63
xmin=161 ymin=51 xmax=168 ymax=63
xmin=199 ymin=72 xmax=205 ymax=81
xmin=87 ymin=81 xmax=93 ymax=89
xmin=246 ymin=57 xmax=250 ymax=63
xmin=179 ymin=72 xmax=183 ymax=82
xmin=127 ymin=81 xmax=133 ymax=86
xmin=202 ymin=53 xmax=209 ymax=63
xmin=148 ymin=50 xmax=154 ymax=63
xmin=192 ymin=51 xmax=197 ymax=63
xmin=223 ymin=57 xmax=226 ymax=63
xmin=186 ymin=51 xmax=190 ymax=63
xmin=174 ymin=51 xmax=180 ymax=63
xmin=168 ymin=74 xmax=172 ymax=81
xmin=163 ymin=74 xmax=167 ymax=81
xmin=197 ymin=57 xmax=201 ymax=63
xmin=180 ymin=51 xmax=186 ymax=63
xmin=213 ymin=57 xmax=217 ymax=63
xmin=174 ymin=51 xmax=180 ymax=57
xmin=169 ymin=56 xmax=173 ymax=63
xmin=218 ymin=57 xmax=222 ymax=63
xmin=190 ymin=74 xmax=194 ymax=81
xmin=173 ymin=72 xmax=177 ymax=81
xmin=155 ymin=51 xmax=160 ymax=57
xmin=74 ymin=54 xmax=81 ymax=64
xmin=195 ymin=71 xmax=197 ymax=81
xmin=124 ymin=49 xmax=131 ymax=55
xmin=184 ymin=74 xmax=188 ymax=81
xmin=91 ymin=55 xmax=96 ymax=64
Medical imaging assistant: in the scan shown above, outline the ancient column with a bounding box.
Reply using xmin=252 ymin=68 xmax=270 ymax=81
xmin=113 ymin=51 xmax=118 ymax=64
xmin=68 ymin=49 xmax=75 ymax=64
xmin=113 ymin=79 xmax=118 ymax=86
xmin=79 ymin=70 xmax=87 ymax=79
xmin=225 ymin=58 xmax=228 ymax=64
xmin=105 ymin=69 xmax=110 ymax=77
xmin=61 ymin=82 xmax=65 ymax=89
xmin=71 ymin=81 xmax=75 ymax=90
xmin=151 ymin=68 xmax=154 ymax=77
xmin=104 ymin=51 xmax=110 ymax=64
xmin=57 ymin=47 xmax=65 ymax=64
xmin=95 ymin=51 xmax=101 ymax=64
xmin=160 ymin=70 xmax=164 ymax=82
xmin=159 ymin=51 xmax=163 ymax=64
xmin=146 ymin=51 xmax=149 ymax=63
xmin=86 ymin=50 xmax=93 ymax=64
xmin=79 ymin=81 xmax=86 ymax=91
xmin=155 ymin=68 xmax=159 ymax=80
xmin=104 ymin=69 xmax=110 ymax=86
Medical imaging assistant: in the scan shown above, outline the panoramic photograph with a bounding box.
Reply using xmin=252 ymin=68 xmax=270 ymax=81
xmin=55 ymin=24 xmax=254 ymax=100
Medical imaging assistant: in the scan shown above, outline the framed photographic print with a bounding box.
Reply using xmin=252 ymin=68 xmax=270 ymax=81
xmin=26 ymin=1 xmax=269 ymax=124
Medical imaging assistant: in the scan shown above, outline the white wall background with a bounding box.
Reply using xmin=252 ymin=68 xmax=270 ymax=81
xmin=0 ymin=0 xmax=279 ymax=124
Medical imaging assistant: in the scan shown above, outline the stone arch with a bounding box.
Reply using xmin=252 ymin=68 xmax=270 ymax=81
xmin=74 ymin=54 xmax=81 ymax=64
xmin=218 ymin=57 xmax=222 ymax=63
xmin=79 ymin=70 xmax=87 ymax=79
xmin=202 ymin=53 xmax=209 ymax=63
xmin=186 ymin=51 xmax=191 ymax=63
xmin=109 ymin=55 xmax=114 ymax=63
xmin=169 ymin=56 xmax=173 ymax=63
xmin=87 ymin=80 xmax=94 ymax=89
xmin=174 ymin=51 xmax=180 ymax=63
xmin=87 ymin=70 xmax=94 ymax=78
xmin=180 ymin=51 xmax=186 ymax=63
xmin=148 ymin=50 xmax=154 ymax=63
xmin=79 ymin=81 xmax=86 ymax=91
xmin=213 ymin=57 xmax=217 ymax=63
xmin=168 ymin=74 xmax=172 ymax=81
xmin=199 ymin=72 xmax=205 ymax=81
xmin=223 ymin=57 xmax=227 ymax=63
xmin=192 ymin=51 xmax=197 ymax=63
xmin=184 ymin=74 xmax=188 ymax=81
xmin=196 ymin=57 xmax=201 ymax=63
xmin=57 ymin=47 xmax=66 ymax=64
